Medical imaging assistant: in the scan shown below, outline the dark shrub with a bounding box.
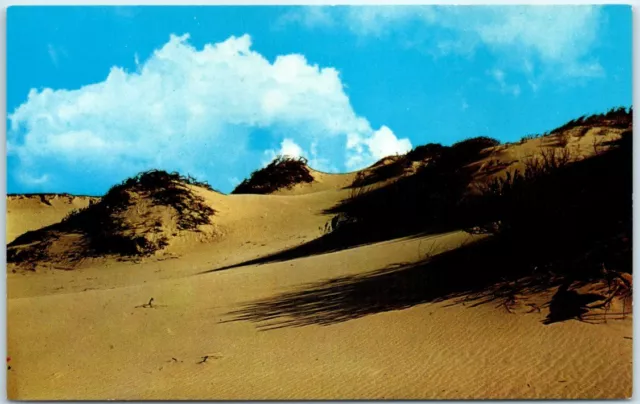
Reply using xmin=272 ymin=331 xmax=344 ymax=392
xmin=405 ymin=143 xmax=445 ymax=162
xmin=232 ymin=156 xmax=314 ymax=194
xmin=449 ymin=137 xmax=500 ymax=165
xmin=350 ymin=157 xmax=412 ymax=188
xmin=550 ymin=107 xmax=632 ymax=134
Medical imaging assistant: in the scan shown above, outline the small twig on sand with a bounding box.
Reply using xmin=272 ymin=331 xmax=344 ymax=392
xmin=135 ymin=298 xmax=155 ymax=308
xmin=197 ymin=354 xmax=222 ymax=364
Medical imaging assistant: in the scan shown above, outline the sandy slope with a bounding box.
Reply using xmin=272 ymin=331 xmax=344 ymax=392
xmin=6 ymin=194 xmax=97 ymax=244
xmin=6 ymin=128 xmax=632 ymax=399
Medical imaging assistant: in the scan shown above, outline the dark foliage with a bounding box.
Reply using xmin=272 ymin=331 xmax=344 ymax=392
xmin=405 ymin=143 xmax=445 ymax=162
xmin=349 ymin=139 xmax=497 ymax=189
xmin=232 ymin=156 xmax=314 ymax=195
xmin=8 ymin=170 xmax=216 ymax=263
xmin=350 ymin=157 xmax=412 ymax=188
xmin=342 ymin=136 xmax=499 ymax=237
xmin=449 ymin=136 xmax=500 ymax=162
xmin=550 ymin=107 xmax=632 ymax=136
xmin=461 ymin=132 xmax=632 ymax=281
xmin=516 ymin=107 xmax=631 ymax=144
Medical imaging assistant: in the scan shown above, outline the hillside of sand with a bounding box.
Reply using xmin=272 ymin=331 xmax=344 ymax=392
xmin=7 ymin=194 xmax=98 ymax=244
xmin=6 ymin=112 xmax=633 ymax=400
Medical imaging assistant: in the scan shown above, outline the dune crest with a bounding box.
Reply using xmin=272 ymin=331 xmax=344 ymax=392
xmin=7 ymin=170 xmax=218 ymax=269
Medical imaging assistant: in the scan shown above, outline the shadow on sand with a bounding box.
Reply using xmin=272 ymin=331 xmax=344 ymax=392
xmin=222 ymin=235 xmax=630 ymax=330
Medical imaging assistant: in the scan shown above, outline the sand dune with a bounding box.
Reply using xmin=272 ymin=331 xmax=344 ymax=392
xmin=6 ymin=120 xmax=633 ymax=399
xmin=6 ymin=194 xmax=98 ymax=244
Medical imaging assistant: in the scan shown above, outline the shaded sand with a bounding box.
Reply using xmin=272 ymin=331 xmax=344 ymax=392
xmin=6 ymin=126 xmax=632 ymax=400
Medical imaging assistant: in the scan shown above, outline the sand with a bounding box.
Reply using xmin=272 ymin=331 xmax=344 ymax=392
xmin=6 ymin=127 xmax=632 ymax=400
xmin=6 ymin=194 xmax=97 ymax=244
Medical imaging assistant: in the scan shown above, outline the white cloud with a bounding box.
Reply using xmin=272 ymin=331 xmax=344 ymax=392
xmin=345 ymin=125 xmax=411 ymax=168
xmin=282 ymin=6 xmax=604 ymax=80
xmin=366 ymin=126 xmax=412 ymax=160
xmin=262 ymin=138 xmax=306 ymax=166
xmin=9 ymin=34 xmax=410 ymax=192
xmin=279 ymin=138 xmax=305 ymax=158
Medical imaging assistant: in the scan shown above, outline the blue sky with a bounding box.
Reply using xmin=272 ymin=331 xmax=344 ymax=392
xmin=7 ymin=5 xmax=632 ymax=195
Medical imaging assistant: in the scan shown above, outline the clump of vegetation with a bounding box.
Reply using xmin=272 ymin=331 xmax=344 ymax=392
xmin=519 ymin=133 xmax=543 ymax=143
xmin=404 ymin=143 xmax=445 ymax=162
xmin=463 ymin=131 xmax=631 ymax=283
xmin=350 ymin=138 xmax=499 ymax=189
xmin=337 ymin=136 xmax=500 ymax=239
xmin=8 ymin=170 xmax=216 ymax=264
xmin=551 ymin=106 xmax=632 ymax=134
xmin=232 ymin=156 xmax=314 ymax=194
xmin=517 ymin=107 xmax=632 ymax=144
xmin=351 ymin=157 xmax=412 ymax=188
xmin=64 ymin=170 xmax=216 ymax=255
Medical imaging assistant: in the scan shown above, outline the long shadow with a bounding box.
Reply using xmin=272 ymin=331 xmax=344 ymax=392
xmin=224 ymin=234 xmax=629 ymax=330
xmin=200 ymin=227 xmax=446 ymax=274
xmin=222 ymin=237 xmax=567 ymax=330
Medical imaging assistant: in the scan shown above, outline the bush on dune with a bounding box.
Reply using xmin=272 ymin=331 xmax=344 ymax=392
xmin=519 ymin=107 xmax=632 ymax=143
xmin=405 ymin=143 xmax=445 ymax=162
xmin=349 ymin=137 xmax=499 ymax=189
xmin=350 ymin=158 xmax=412 ymax=188
xmin=232 ymin=156 xmax=314 ymax=194
xmin=464 ymin=132 xmax=632 ymax=278
xmin=8 ymin=170 xmax=216 ymax=263
xmin=336 ymin=136 xmax=500 ymax=239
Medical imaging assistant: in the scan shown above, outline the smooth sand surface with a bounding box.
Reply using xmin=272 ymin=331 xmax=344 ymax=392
xmin=6 ymin=130 xmax=632 ymax=399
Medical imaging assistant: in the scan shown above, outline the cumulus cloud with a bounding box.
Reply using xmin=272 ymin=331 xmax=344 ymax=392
xmin=345 ymin=125 xmax=411 ymax=168
xmin=281 ymin=6 xmax=604 ymax=80
xmin=262 ymin=138 xmax=306 ymax=166
xmin=8 ymin=33 xmax=410 ymax=193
